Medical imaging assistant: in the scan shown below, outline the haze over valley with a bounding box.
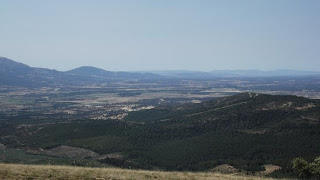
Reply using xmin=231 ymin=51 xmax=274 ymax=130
xmin=1 ymin=57 xmax=320 ymax=179
xmin=1 ymin=0 xmax=320 ymax=179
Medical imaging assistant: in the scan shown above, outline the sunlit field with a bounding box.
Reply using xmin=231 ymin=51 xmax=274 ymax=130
xmin=0 ymin=163 xmax=280 ymax=180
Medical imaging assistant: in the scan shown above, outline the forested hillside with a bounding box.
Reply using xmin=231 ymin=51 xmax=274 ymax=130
xmin=1 ymin=93 xmax=320 ymax=177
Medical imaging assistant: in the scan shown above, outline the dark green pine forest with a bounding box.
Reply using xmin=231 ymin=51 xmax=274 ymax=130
xmin=1 ymin=93 xmax=320 ymax=177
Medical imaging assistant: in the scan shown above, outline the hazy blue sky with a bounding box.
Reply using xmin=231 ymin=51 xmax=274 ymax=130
xmin=0 ymin=0 xmax=319 ymax=71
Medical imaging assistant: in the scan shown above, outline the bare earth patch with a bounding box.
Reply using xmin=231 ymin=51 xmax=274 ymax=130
xmin=296 ymin=103 xmax=315 ymax=110
xmin=211 ymin=164 xmax=240 ymax=174
xmin=0 ymin=143 xmax=6 ymax=149
xmin=27 ymin=145 xmax=99 ymax=159
xmin=257 ymin=164 xmax=281 ymax=176
xmin=96 ymin=152 xmax=124 ymax=160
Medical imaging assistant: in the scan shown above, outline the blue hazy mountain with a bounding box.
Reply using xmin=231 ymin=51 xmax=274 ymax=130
xmin=1 ymin=56 xmax=319 ymax=87
xmin=0 ymin=57 xmax=160 ymax=87
xmin=150 ymin=69 xmax=320 ymax=78
xmin=67 ymin=66 xmax=160 ymax=79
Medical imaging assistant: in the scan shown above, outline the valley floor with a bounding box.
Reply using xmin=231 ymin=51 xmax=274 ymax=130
xmin=0 ymin=163 xmax=281 ymax=180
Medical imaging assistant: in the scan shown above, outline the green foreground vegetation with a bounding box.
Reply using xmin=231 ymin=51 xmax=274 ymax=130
xmin=292 ymin=156 xmax=320 ymax=179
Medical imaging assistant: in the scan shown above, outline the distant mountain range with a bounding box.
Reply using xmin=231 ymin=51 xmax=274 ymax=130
xmin=67 ymin=66 xmax=159 ymax=79
xmin=1 ymin=56 xmax=320 ymax=87
xmin=150 ymin=69 xmax=320 ymax=78
xmin=0 ymin=57 xmax=160 ymax=87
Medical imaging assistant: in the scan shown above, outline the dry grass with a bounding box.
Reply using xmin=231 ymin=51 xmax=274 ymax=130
xmin=0 ymin=163 xmax=280 ymax=180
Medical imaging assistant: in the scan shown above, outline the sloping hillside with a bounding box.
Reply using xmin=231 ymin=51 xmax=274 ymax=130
xmin=67 ymin=66 xmax=160 ymax=79
xmin=0 ymin=57 xmax=160 ymax=87
xmin=0 ymin=93 xmax=319 ymax=176
xmin=122 ymin=93 xmax=320 ymax=172
xmin=0 ymin=57 xmax=97 ymax=87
